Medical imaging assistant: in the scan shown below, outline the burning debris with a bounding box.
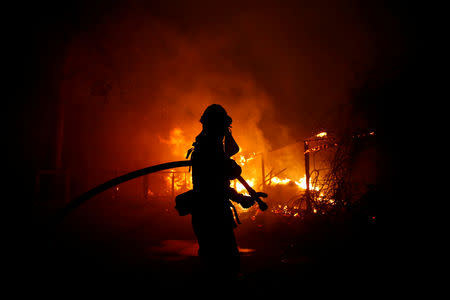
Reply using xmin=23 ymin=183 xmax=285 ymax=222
xmin=152 ymin=128 xmax=376 ymax=221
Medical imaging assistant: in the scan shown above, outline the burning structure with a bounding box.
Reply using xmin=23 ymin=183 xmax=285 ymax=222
xmin=93 ymin=126 xmax=376 ymax=223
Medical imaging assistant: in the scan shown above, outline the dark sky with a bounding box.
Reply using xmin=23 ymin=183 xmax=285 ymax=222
xmin=7 ymin=0 xmax=419 ymax=201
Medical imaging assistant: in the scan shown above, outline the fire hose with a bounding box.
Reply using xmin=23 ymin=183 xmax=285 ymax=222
xmin=53 ymin=160 xmax=267 ymax=224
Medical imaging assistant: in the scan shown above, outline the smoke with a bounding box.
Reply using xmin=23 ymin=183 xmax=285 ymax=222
xmin=60 ymin=8 xmax=274 ymax=168
xmin=56 ymin=0 xmax=409 ymax=194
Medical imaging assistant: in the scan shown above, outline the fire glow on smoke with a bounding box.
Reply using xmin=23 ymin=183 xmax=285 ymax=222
xmin=159 ymin=128 xmax=330 ymax=217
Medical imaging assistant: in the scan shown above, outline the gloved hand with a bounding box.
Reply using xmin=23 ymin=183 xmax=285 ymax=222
xmin=239 ymin=195 xmax=255 ymax=209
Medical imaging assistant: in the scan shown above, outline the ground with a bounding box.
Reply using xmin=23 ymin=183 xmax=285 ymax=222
xmin=19 ymin=193 xmax=382 ymax=292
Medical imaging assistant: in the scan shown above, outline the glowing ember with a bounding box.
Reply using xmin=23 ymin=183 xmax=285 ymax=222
xmin=238 ymin=247 xmax=256 ymax=254
xmin=271 ymin=204 xmax=301 ymax=218
xmin=316 ymin=131 xmax=327 ymax=138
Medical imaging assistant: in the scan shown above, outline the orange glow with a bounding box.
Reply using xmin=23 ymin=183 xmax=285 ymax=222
xmin=235 ymin=178 xmax=255 ymax=195
xmin=159 ymin=128 xmax=190 ymax=157
xmin=270 ymin=175 xmax=320 ymax=192
xmin=162 ymin=141 xmax=321 ymax=197
xmin=164 ymin=169 xmax=193 ymax=193
xmin=271 ymin=177 xmax=290 ymax=185
xmin=162 ymin=129 xmax=332 ymax=218
xmin=238 ymin=152 xmax=257 ymax=166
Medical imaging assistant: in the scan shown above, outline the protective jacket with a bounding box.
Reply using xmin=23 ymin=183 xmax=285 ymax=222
xmin=190 ymin=131 xmax=242 ymax=276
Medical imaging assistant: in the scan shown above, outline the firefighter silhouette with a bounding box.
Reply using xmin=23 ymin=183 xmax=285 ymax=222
xmin=188 ymin=104 xmax=255 ymax=279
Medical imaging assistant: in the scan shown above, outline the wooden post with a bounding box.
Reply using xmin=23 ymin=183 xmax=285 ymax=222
xmin=304 ymin=141 xmax=311 ymax=213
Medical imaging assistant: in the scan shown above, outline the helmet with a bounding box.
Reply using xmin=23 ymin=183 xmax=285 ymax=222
xmin=200 ymin=104 xmax=232 ymax=128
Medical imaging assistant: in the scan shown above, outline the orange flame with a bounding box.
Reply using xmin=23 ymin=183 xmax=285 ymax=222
xmin=316 ymin=131 xmax=327 ymax=138
xmin=161 ymin=128 xmax=329 ymax=219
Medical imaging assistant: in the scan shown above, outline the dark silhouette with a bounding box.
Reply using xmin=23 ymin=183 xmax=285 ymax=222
xmin=188 ymin=104 xmax=260 ymax=280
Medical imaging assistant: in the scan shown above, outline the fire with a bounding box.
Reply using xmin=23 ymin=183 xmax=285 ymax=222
xmin=160 ymin=128 xmax=329 ymax=219
xmin=158 ymin=127 xmax=376 ymax=219
xmin=316 ymin=131 xmax=327 ymax=138
xmin=235 ymin=178 xmax=255 ymax=195
xmin=164 ymin=169 xmax=193 ymax=193
xmin=233 ymin=152 xmax=320 ymax=195
xmin=238 ymin=152 xmax=257 ymax=166
xmin=270 ymin=176 xmax=319 ymax=191
xmin=162 ymin=145 xmax=320 ymax=196
xmin=271 ymin=177 xmax=290 ymax=185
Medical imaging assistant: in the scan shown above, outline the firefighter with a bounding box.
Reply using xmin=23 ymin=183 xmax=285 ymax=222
xmin=189 ymin=104 xmax=254 ymax=280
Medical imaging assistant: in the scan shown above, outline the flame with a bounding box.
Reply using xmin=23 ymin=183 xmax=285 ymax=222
xmin=235 ymin=178 xmax=255 ymax=195
xmin=164 ymin=169 xmax=193 ymax=193
xmin=161 ymin=142 xmax=319 ymax=198
xmin=160 ymin=128 xmax=334 ymax=219
xmin=162 ymin=144 xmax=320 ymax=196
xmin=237 ymin=152 xmax=257 ymax=166
xmin=271 ymin=177 xmax=291 ymax=185
xmin=316 ymin=131 xmax=327 ymax=138
xmin=270 ymin=176 xmax=320 ymax=191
